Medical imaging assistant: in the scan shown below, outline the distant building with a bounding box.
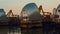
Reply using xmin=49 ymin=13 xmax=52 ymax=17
xmin=21 ymin=3 xmax=42 ymax=21
xmin=53 ymin=4 xmax=60 ymax=18
xmin=20 ymin=10 xmax=29 ymax=22
xmin=21 ymin=10 xmax=28 ymax=18
xmin=0 ymin=9 xmax=9 ymax=24
xmin=0 ymin=9 xmax=5 ymax=17
xmin=53 ymin=8 xmax=58 ymax=18
xmin=29 ymin=11 xmax=42 ymax=21
xmin=53 ymin=4 xmax=60 ymax=22
xmin=22 ymin=3 xmax=38 ymax=15
xmin=56 ymin=4 xmax=60 ymax=18
xmin=0 ymin=9 xmax=7 ymax=19
xmin=53 ymin=8 xmax=57 ymax=15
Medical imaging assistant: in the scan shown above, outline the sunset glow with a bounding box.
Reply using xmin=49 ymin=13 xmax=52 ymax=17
xmin=0 ymin=0 xmax=60 ymax=15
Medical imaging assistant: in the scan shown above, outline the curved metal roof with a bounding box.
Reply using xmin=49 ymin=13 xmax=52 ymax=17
xmin=21 ymin=3 xmax=42 ymax=20
xmin=57 ymin=4 xmax=60 ymax=8
xmin=22 ymin=3 xmax=38 ymax=15
xmin=0 ymin=9 xmax=5 ymax=16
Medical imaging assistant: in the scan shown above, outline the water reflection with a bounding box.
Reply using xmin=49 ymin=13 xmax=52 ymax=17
xmin=21 ymin=28 xmax=43 ymax=34
xmin=0 ymin=26 xmax=43 ymax=34
xmin=0 ymin=26 xmax=21 ymax=34
xmin=9 ymin=27 xmax=21 ymax=34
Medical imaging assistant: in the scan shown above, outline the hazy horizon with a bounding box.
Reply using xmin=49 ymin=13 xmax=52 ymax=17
xmin=0 ymin=0 xmax=60 ymax=15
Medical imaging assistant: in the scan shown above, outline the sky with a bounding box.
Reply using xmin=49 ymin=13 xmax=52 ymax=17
xmin=0 ymin=0 xmax=60 ymax=15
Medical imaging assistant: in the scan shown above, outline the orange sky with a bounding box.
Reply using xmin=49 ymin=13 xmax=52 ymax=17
xmin=0 ymin=0 xmax=60 ymax=15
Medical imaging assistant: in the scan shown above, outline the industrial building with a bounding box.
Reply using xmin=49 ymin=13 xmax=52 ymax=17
xmin=0 ymin=9 xmax=19 ymax=25
xmin=53 ymin=4 xmax=60 ymax=22
xmin=56 ymin=4 xmax=60 ymax=18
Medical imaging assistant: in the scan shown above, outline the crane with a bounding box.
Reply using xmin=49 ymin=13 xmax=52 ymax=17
xmin=39 ymin=5 xmax=45 ymax=15
xmin=6 ymin=10 xmax=14 ymax=17
xmin=39 ymin=5 xmax=52 ymax=17
xmin=38 ymin=5 xmax=53 ymax=22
